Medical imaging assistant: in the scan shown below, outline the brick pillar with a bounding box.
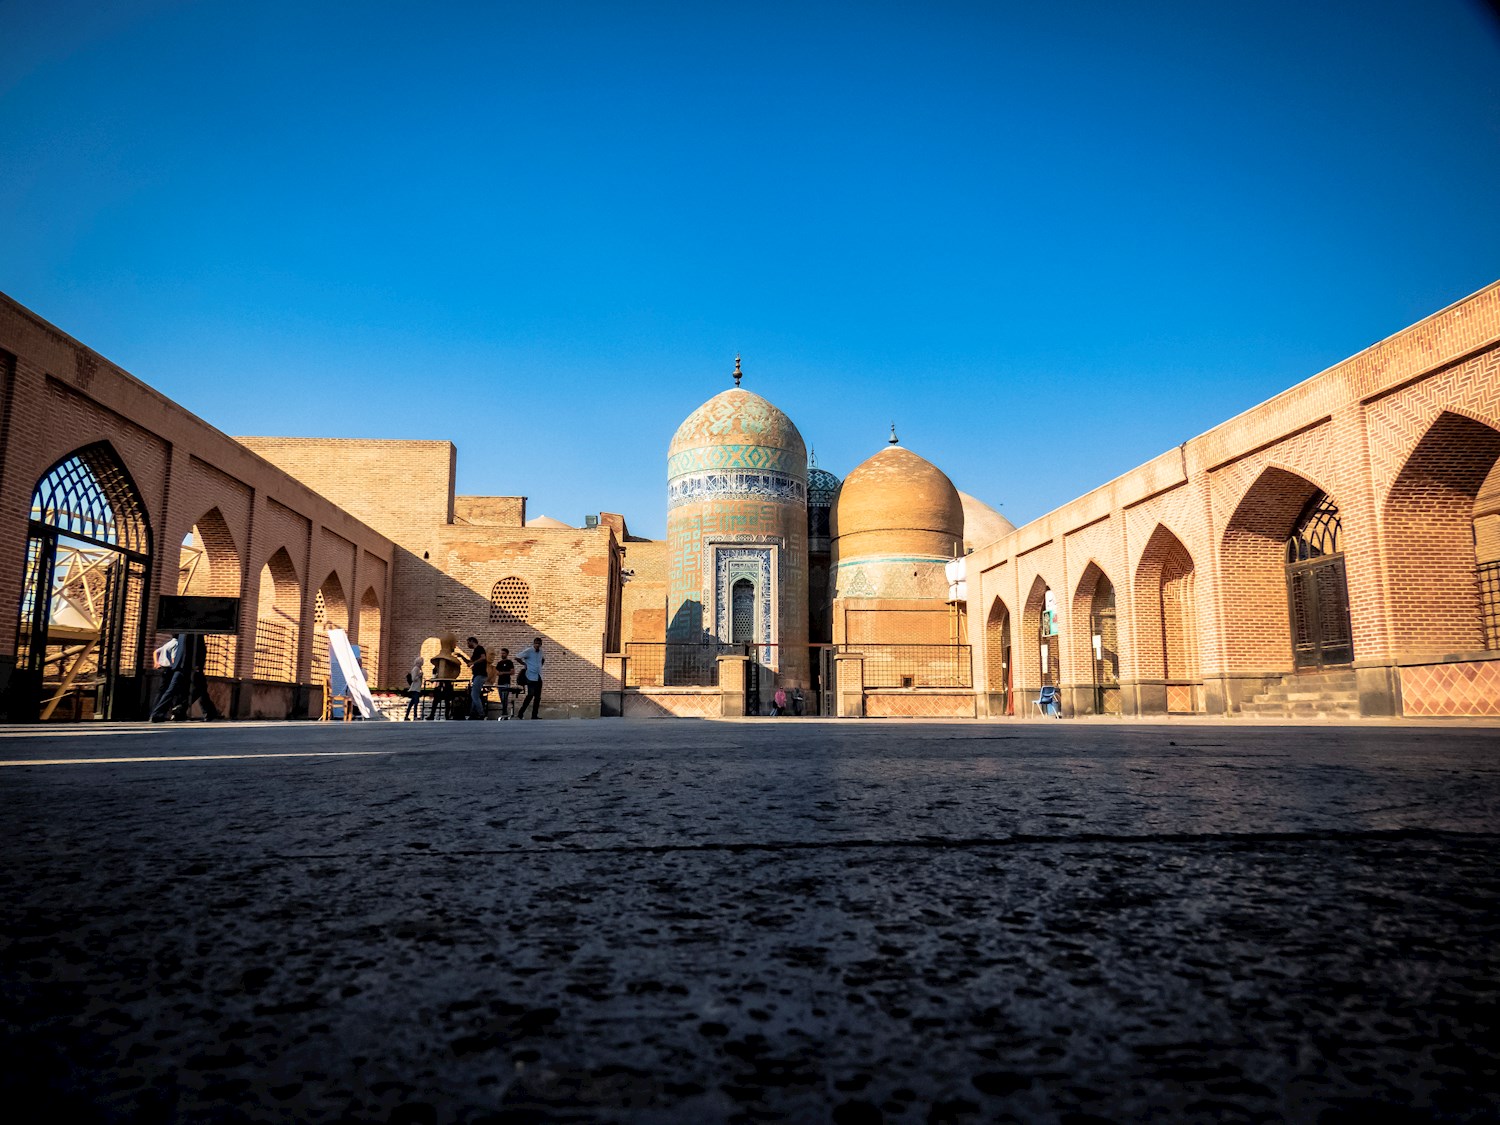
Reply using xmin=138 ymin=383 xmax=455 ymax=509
xmin=717 ymin=653 xmax=746 ymax=717
xmin=835 ymin=652 xmax=864 ymax=718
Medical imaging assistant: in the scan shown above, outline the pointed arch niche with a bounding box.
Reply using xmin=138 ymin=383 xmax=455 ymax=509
xmin=358 ymin=587 xmax=383 ymax=688
xmin=312 ymin=573 xmax=349 ymax=687
xmin=1072 ymin=563 xmax=1121 ymax=715
xmin=1020 ymin=575 xmax=1059 ymax=697
xmin=178 ymin=507 xmax=241 ymax=678
xmin=1220 ymin=467 xmax=1352 ymax=674
xmin=253 ymin=549 xmax=301 ymax=682
xmin=1383 ymin=411 xmax=1500 ymax=659
xmin=984 ymin=597 xmax=1012 ymax=715
xmin=1134 ymin=524 xmax=1199 ymax=713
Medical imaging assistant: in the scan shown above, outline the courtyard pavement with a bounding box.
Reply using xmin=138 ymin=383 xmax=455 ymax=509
xmin=1 ymin=718 xmax=1497 ymax=1123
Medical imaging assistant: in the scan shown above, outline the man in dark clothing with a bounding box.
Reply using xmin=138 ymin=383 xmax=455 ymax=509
xmin=494 ymin=647 xmax=515 ymax=719
xmin=461 ymin=636 xmax=489 ymax=720
xmin=150 ymin=633 xmax=222 ymax=722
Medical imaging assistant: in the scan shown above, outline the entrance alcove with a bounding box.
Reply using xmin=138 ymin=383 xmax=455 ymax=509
xmin=12 ymin=443 xmax=152 ymax=720
xmin=1133 ymin=524 xmax=1199 ymax=713
xmin=1218 ymin=467 xmax=1352 ymax=712
xmin=1072 ymin=563 xmax=1121 ymax=715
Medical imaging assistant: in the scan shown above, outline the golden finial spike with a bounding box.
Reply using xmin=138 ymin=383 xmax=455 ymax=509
xmin=733 ymin=355 xmax=743 ymax=387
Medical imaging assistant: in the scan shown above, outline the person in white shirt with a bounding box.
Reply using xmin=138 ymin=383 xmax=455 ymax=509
xmin=518 ymin=637 xmax=545 ymax=719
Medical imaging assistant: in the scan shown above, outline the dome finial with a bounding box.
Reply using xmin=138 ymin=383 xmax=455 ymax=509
xmin=733 ymin=355 xmax=742 ymax=388
xmin=810 ymin=446 xmax=817 ymax=468
xmin=889 ymin=422 xmax=899 ymax=445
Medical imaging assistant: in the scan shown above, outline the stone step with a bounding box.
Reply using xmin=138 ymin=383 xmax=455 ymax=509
xmin=1240 ymin=699 xmax=1361 ymax=717
xmin=1272 ymin=690 xmax=1360 ymax=704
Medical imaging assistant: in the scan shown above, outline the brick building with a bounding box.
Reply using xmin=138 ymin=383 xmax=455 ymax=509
xmin=2 ymin=280 xmax=1497 ymax=722
xmin=0 ymin=295 xmax=395 ymax=721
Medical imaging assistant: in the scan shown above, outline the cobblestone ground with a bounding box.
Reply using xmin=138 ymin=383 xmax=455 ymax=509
xmin=1 ymin=719 xmax=1498 ymax=1124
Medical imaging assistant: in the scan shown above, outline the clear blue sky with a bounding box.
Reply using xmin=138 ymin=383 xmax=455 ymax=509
xmin=3 ymin=0 xmax=1498 ymax=539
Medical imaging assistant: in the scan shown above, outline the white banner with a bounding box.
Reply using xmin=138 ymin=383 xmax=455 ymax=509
xmin=327 ymin=627 xmax=384 ymax=720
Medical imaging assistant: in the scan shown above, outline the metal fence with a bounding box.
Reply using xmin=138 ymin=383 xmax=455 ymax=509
xmin=205 ymin=634 xmax=236 ymax=679
xmin=625 ymin=643 xmax=729 ymax=687
xmin=1481 ymin=560 xmax=1500 ymax=651
xmin=253 ymin=618 xmax=297 ymax=682
xmin=853 ymin=644 xmax=972 ymax=688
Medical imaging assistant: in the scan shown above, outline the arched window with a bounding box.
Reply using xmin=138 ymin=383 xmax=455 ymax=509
xmin=490 ymin=578 xmax=530 ymax=626
xmin=731 ymin=578 xmax=755 ymax=644
xmin=1287 ymin=493 xmax=1342 ymax=562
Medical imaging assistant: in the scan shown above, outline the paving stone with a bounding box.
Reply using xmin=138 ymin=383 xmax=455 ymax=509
xmin=1 ymin=720 xmax=1497 ymax=1122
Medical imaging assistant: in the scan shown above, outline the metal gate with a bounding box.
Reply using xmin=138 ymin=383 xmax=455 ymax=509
xmin=1288 ymin=556 xmax=1353 ymax=669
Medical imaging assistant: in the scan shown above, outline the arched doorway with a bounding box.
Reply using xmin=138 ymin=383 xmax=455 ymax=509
xmin=12 ymin=444 xmax=152 ymax=720
xmin=985 ymin=598 xmax=1012 ymax=715
xmin=1134 ymin=524 xmax=1199 ymax=713
xmin=1021 ymin=576 xmax=1059 ymax=698
xmin=1221 ymin=467 xmax=1355 ymax=679
xmin=1076 ymin=566 xmax=1121 ymax=714
xmin=1286 ymin=493 xmax=1353 ymax=669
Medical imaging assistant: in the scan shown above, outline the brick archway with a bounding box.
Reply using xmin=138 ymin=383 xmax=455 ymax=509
xmin=984 ymin=596 xmax=1012 ymax=715
xmin=1383 ymin=411 xmax=1500 ymax=659
xmin=1020 ymin=575 xmax=1058 ymax=693
xmin=358 ymin=587 xmax=382 ymax=688
xmin=1221 ymin=467 xmax=1342 ymax=674
xmin=254 ymin=549 xmax=300 ymax=681
xmin=179 ymin=507 xmax=241 ymax=679
xmin=1073 ymin=562 xmax=1121 ymax=714
xmin=313 ymin=573 xmax=349 ymax=686
xmin=1134 ymin=524 xmax=1199 ymax=712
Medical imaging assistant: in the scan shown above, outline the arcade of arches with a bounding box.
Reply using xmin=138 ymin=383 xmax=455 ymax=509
xmin=3 ymin=281 xmax=1500 ymax=721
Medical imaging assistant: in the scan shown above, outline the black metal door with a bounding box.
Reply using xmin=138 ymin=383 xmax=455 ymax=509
xmin=743 ymin=645 xmax=761 ymax=716
xmin=1288 ymin=556 xmax=1353 ymax=668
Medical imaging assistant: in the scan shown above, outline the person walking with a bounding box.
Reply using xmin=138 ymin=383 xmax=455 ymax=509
xmin=494 ymin=647 xmax=515 ymax=719
xmin=150 ymin=633 xmax=221 ymax=722
xmin=517 ymin=637 xmax=544 ymax=719
xmin=403 ymin=655 xmax=425 ymax=721
xmin=462 ymin=636 xmax=489 ymax=720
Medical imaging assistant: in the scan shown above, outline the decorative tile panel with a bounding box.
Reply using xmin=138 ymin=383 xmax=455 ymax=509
xmin=668 ymin=469 xmax=806 ymax=509
xmin=1400 ymin=659 xmax=1500 ymax=717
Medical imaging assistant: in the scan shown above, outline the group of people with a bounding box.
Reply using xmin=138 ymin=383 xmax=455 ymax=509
xmin=404 ymin=636 xmax=545 ymax=721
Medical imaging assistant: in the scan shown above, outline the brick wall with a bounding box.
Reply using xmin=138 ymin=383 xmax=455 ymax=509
xmin=965 ymin=279 xmax=1500 ymax=716
xmin=0 ymin=293 xmax=396 ymax=717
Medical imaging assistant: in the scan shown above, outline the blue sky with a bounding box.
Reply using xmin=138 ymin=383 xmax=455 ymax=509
xmin=3 ymin=0 xmax=1498 ymax=538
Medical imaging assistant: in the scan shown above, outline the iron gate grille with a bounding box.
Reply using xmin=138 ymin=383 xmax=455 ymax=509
xmin=1481 ymin=560 xmax=1500 ymax=650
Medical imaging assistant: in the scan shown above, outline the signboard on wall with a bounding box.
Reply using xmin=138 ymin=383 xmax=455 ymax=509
xmin=156 ymin=596 xmax=240 ymax=634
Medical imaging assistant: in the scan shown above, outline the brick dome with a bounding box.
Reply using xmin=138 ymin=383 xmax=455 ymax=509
xmin=832 ymin=444 xmax=963 ymax=562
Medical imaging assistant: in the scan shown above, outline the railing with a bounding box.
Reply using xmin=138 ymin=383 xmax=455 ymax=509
xmin=253 ymin=618 xmax=297 ymax=682
xmin=205 ymin=634 xmax=237 ymax=679
xmin=1481 ymin=560 xmax=1500 ymax=651
xmin=852 ymin=644 xmax=972 ymax=688
xmin=625 ymin=642 xmax=729 ymax=687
